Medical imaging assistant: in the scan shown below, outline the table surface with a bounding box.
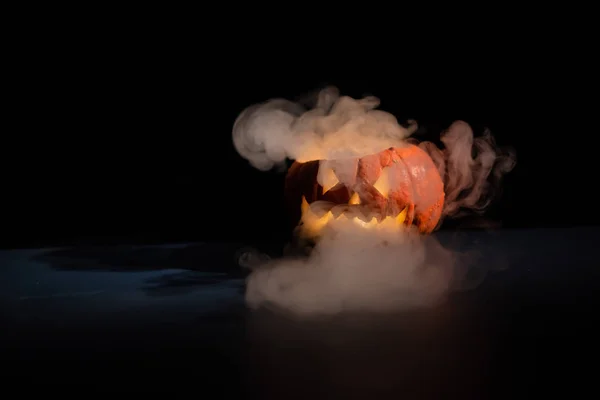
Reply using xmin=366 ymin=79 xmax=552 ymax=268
xmin=1 ymin=227 xmax=598 ymax=397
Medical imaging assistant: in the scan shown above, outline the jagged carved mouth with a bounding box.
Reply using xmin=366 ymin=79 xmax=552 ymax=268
xmin=298 ymin=196 xmax=408 ymax=239
xmin=296 ymin=158 xmax=412 ymax=238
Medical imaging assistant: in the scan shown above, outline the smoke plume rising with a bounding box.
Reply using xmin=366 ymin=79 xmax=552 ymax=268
xmin=233 ymin=87 xmax=515 ymax=316
xmin=418 ymin=122 xmax=516 ymax=219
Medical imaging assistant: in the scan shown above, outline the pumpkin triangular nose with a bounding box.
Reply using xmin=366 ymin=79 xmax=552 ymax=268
xmin=348 ymin=192 xmax=360 ymax=205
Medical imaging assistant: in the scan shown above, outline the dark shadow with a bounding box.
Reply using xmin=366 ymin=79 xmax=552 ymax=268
xmin=140 ymin=270 xmax=245 ymax=297
xmin=29 ymin=241 xmax=281 ymax=297
xmin=244 ymin=306 xmax=495 ymax=399
xmin=31 ymin=242 xmax=246 ymax=272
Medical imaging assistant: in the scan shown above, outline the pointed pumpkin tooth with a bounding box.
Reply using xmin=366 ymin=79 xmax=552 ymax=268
xmin=330 ymin=205 xmax=347 ymax=219
xmin=336 ymin=214 xmax=349 ymax=221
xmin=301 ymin=197 xmax=321 ymax=221
xmin=366 ymin=217 xmax=378 ymax=228
xmin=396 ymin=206 xmax=408 ymax=225
xmin=351 ymin=216 xmax=363 ymax=227
xmin=316 ymin=211 xmax=333 ymax=227
xmin=352 ymin=216 xmax=378 ymax=229
xmin=301 ymin=196 xmax=310 ymax=214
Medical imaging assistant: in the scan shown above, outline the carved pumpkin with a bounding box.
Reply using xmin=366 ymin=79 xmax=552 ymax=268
xmin=285 ymin=143 xmax=445 ymax=238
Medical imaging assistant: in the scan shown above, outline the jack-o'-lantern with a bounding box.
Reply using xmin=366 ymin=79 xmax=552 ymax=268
xmin=285 ymin=143 xmax=445 ymax=239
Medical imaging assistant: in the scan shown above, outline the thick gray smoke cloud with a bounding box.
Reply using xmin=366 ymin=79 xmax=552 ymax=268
xmin=233 ymin=87 xmax=515 ymax=317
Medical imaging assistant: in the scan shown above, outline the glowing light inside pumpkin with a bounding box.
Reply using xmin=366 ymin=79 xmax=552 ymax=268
xmin=348 ymin=192 xmax=361 ymax=205
xmin=299 ymin=196 xmax=407 ymax=239
xmin=318 ymin=165 xmax=340 ymax=194
xmin=373 ymin=166 xmax=391 ymax=199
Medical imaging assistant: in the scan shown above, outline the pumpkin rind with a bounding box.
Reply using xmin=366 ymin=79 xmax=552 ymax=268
xmin=285 ymin=144 xmax=445 ymax=234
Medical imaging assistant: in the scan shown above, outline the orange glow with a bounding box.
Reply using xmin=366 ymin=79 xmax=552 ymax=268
xmin=286 ymin=144 xmax=446 ymax=236
xmin=372 ymin=166 xmax=391 ymax=199
xmin=299 ymin=196 xmax=408 ymax=239
xmin=318 ymin=164 xmax=340 ymax=194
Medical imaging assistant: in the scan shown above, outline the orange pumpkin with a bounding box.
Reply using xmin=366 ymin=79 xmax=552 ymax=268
xmin=284 ymin=144 xmax=445 ymax=236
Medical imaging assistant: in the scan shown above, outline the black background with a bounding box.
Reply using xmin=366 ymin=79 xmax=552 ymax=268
xmin=5 ymin=38 xmax=597 ymax=248
xmin=2 ymin=9 xmax=599 ymax=396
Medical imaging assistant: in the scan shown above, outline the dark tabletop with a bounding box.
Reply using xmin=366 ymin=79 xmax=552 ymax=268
xmin=1 ymin=228 xmax=598 ymax=397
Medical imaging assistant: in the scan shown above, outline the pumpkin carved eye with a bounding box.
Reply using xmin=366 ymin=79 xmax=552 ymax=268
xmin=317 ymin=163 xmax=339 ymax=194
xmin=373 ymin=166 xmax=391 ymax=199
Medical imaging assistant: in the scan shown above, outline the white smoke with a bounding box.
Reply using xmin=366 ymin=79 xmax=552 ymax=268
xmin=232 ymin=86 xmax=417 ymax=170
xmin=233 ymin=87 xmax=515 ymax=317
xmin=418 ymin=121 xmax=517 ymax=218
xmin=244 ymin=222 xmax=456 ymax=316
